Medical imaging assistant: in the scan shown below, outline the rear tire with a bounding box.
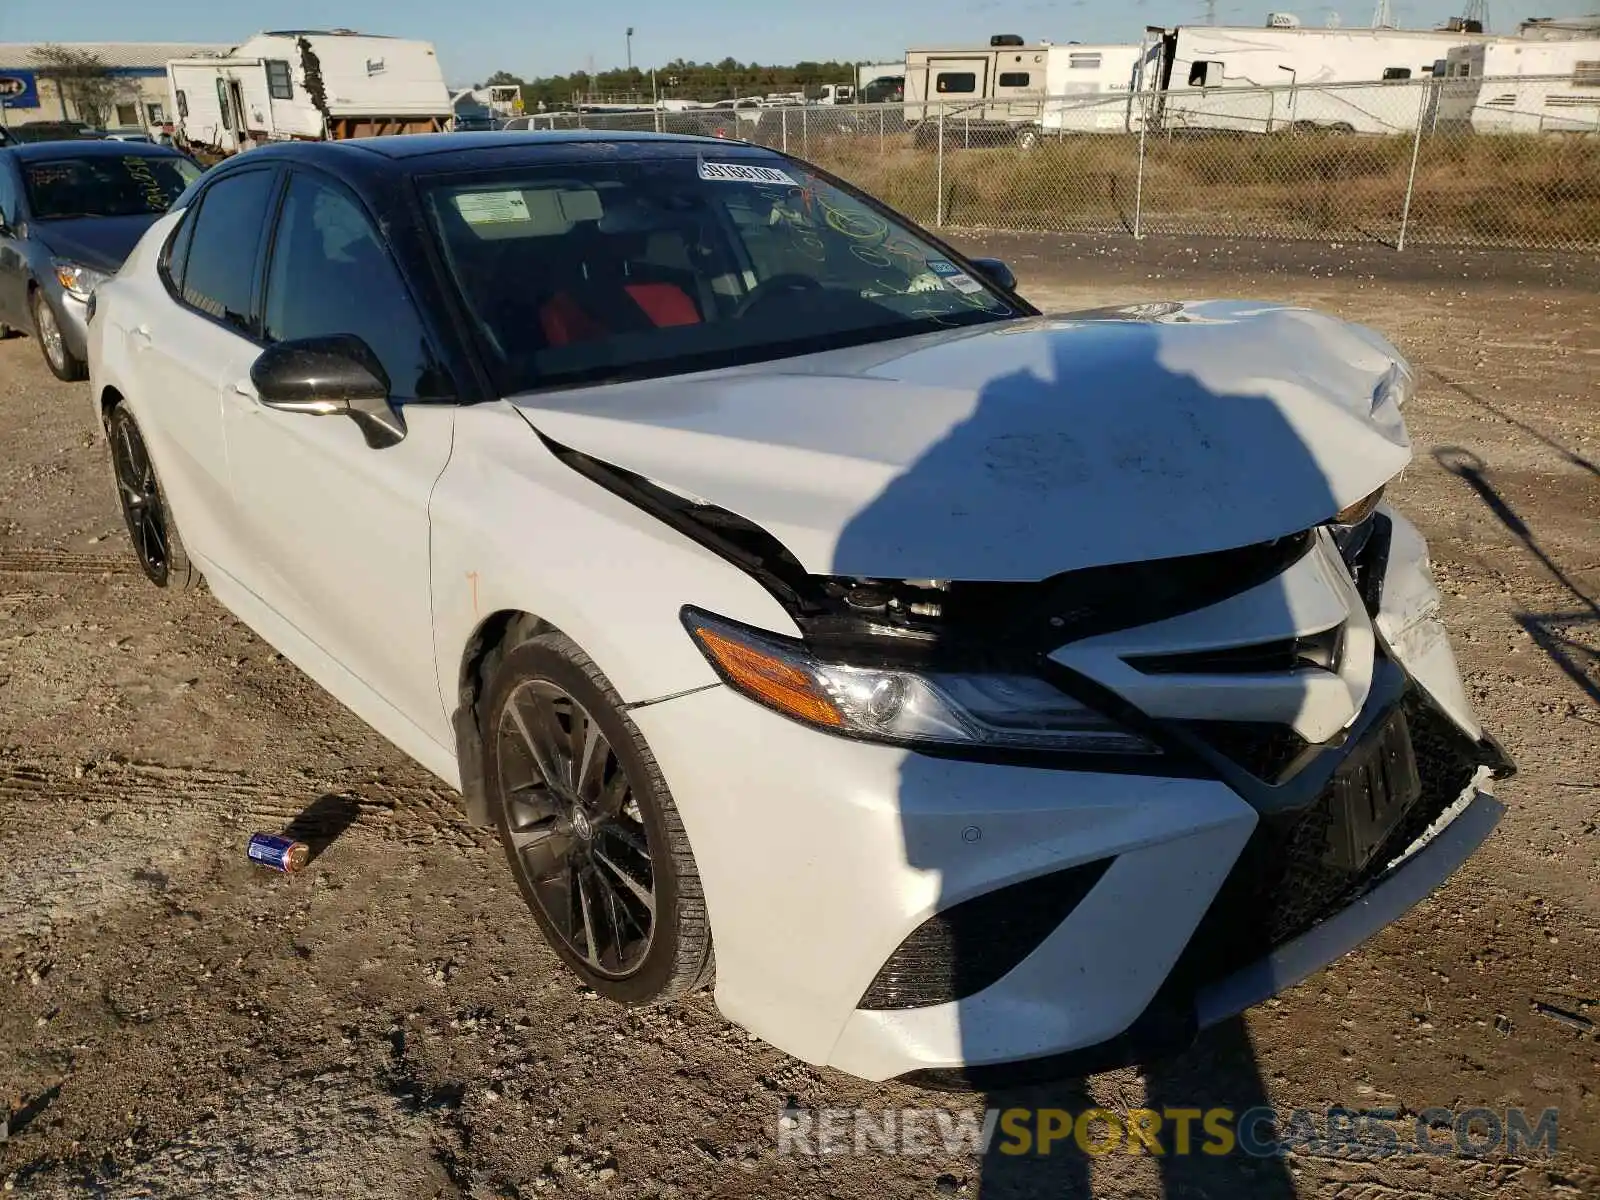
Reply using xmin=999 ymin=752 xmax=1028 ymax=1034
xmin=484 ymin=631 xmax=714 ymax=1005
xmin=107 ymin=405 xmax=197 ymax=590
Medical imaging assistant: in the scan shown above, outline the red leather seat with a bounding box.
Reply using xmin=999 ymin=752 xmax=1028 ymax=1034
xmin=539 ymin=280 xmax=701 ymax=347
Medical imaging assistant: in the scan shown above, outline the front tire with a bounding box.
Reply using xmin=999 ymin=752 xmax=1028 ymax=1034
xmin=31 ymin=289 xmax=86 ymax=381
xmin=107 ymin=405 xmax=196 ymax=590
xmin=485 ymin=631 xmax=713 ymax=1005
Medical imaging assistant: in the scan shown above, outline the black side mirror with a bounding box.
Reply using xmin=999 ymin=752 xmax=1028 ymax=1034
xmin=969 ymin=257 xmax=1017 ymax=293
xmin=249 ymin=335 xmax=406 ymax=449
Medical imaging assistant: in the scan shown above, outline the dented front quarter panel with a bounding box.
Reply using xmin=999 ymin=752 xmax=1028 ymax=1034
xmin=1375 ymin=504 xmax=1482 ymax=740
xmin=508 ymin=300 xmax=1414 ymax=581
xmin=428 ymin=401 xmax=803 ymax=710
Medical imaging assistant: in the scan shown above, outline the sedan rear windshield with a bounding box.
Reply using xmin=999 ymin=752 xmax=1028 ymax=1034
xmin=23 ymin=154 xmax=203 ymax=220
xmin=420 ymin=153 xmax=1016 ymax=393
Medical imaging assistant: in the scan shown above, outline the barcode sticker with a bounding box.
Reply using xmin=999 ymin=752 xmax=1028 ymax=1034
xmin=698 ymin=161 xmax=798 ymax=185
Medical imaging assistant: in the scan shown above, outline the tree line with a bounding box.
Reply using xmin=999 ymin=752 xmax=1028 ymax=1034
xmin=481 ymin=60 xmax=869 ymax=108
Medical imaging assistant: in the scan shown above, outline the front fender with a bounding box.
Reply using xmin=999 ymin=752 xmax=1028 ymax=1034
xmin=430 ymin=399 xmax=801 ymax=722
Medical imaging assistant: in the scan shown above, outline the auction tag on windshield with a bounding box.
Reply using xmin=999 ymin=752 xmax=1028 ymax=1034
xmin=454 ymin=190 xmax=531 ymax=224
xmin=926 ymin=258 xmax=984 ymax=294
xmin=698 ymin=161 xmax=798 ymax=185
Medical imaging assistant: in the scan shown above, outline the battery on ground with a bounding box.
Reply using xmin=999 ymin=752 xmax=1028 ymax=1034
xmin=247 ymin=832 xmax=310 ymax=873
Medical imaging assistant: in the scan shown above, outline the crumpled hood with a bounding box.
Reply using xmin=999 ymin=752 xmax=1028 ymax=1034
xmin=30 ymin=214 xmax=157 ymax=274
xmin=510 ymin=300 xmax=1413 ymax=581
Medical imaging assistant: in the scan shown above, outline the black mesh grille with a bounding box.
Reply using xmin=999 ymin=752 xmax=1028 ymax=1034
xmin=1183 ymin=720 xmax=1312 ymax=783
xmin=1174 ymin=693 xmax=1484 ymax=986
xmin=858 ymin=857 xmax=1113 ymax=1010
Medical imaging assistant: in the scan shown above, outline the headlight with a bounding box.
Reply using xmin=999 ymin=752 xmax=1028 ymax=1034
xmin=682 ymin=608 xmax=1161 ymax=755
xmin=52 ymin=260 xmax=109 ymax=300
xmin=1333 ymin=485 xmax=1385 ymax=527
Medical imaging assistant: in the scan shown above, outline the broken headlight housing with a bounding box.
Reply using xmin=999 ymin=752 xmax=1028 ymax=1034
xmin=683 ymin=607 xmax=1161 ymax=755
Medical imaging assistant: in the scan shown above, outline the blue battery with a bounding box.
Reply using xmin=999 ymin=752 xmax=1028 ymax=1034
xmin=248 ymin=832 xmax=310 ymax=873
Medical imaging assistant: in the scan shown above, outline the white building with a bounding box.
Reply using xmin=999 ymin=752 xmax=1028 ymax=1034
xmin=0 ymin=42 xmax=228 ymax=133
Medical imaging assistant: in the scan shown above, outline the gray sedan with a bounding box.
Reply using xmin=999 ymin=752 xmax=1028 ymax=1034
xmin=0 ymin=141 xmax=201 ymax=380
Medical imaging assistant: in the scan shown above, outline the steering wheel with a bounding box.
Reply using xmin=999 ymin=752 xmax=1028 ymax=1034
xmin=734 ymin=274 xmax=822 ymax=319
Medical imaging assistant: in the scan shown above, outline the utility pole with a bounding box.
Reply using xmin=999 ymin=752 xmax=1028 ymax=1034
xmin=626 ymin=27 xmax=634 ymax=72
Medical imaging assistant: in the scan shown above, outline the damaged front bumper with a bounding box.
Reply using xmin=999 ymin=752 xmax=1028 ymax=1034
xmin=630 ymin=488 xmax=1513 ymax=1086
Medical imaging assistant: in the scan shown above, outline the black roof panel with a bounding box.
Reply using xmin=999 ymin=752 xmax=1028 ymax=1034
xmin=350 ymin=129 xmax=749 ymax=160
xmin=4 ymin=140 xmax=193 ymax=162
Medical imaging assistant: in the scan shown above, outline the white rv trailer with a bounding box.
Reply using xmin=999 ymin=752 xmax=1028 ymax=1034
xmin=1145 ymin=20 xmax=1495 ymax=135
xmin=169 ymin=29 xmax=451 ymax=154
xmin=1517 ymin=15 xmax=1600 ymax=40
xmin=904 ymin=38 xmax=1148 ymax=143
xmin=904 ymin=38 xmax=1047 ymax=132
xmin=1042 ymin=44 xmax=1148 ymax=132
xmin=1435 ymin=38 xmax=1600 ymax=132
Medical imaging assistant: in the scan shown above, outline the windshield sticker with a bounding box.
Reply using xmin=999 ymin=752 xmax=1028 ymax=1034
xmin=453 ymin=191 xmax=532 ymax=224
xmin=942 ymin=272 xmax=987 ymax=295
xmin=925 ymin=259 xmax=961 ymax=276
xmin=698 ymin=161 xmax=798 ymax=186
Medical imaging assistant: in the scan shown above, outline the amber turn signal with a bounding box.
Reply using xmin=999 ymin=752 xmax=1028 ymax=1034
xmin=690 ymin=626 xmax=845 ymax=728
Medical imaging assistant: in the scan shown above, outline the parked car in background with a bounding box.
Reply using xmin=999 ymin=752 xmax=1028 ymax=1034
xmin=88 ymin=131 xmax=1511 ymax=1088
xmin=451 ymin=113 xmax=501 ymax=133
xmin=0 ymin=140 xmax=202 ymax=379
xmin=3 ymin=121 xmax=102 ymax=144
xmin=103 ymin=129 xmax=156 ymax=143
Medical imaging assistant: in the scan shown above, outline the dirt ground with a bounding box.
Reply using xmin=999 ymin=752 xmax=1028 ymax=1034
xmin=1 ymin=235 xmax=1596 ymax=1199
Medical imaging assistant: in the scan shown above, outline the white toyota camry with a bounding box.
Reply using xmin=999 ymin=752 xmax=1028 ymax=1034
xmin=87 ymin=132 xmax=1513 ymax=1088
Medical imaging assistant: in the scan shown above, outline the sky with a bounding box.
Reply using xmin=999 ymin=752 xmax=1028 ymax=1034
xmin=0 ymin=0 xmax=1593 ymax=85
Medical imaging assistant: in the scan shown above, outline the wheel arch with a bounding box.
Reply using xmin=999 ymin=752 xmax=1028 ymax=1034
xmin=98 ymin=383 xmax=125 ymax=432
xmin=452 ymin=607 xmax=552 ymax=826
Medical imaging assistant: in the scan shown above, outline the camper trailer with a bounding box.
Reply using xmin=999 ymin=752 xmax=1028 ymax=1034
xmin=1435 ymin=38 xmax=1600 ymax=132
xmin=169 ymin=29 xmax=451 ymax=154
xmin=1145 ymin=19 xmax=1493 ymax=134
xmin=904 ymin=37 xmax=1147 ymax=145
xmin=1042 ymin=44 xmax=1149 ymax=133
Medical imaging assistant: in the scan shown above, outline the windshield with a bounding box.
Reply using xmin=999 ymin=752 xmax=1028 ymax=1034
xmin=421 ymin=151 xmax=1016 ymax=392
xmin=23 ymin=154 xmax=203 ymax=220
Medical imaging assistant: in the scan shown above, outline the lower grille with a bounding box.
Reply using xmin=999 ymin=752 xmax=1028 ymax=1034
xmin=858 ymin=857 xmax=1113 ymax=1010
xmin=1174 ymin=692 xmax=1484 ymax=985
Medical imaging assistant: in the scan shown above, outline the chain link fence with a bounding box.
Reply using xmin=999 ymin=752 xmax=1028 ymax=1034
xmin=561 ymin=75 xmax=1600 ymax=252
